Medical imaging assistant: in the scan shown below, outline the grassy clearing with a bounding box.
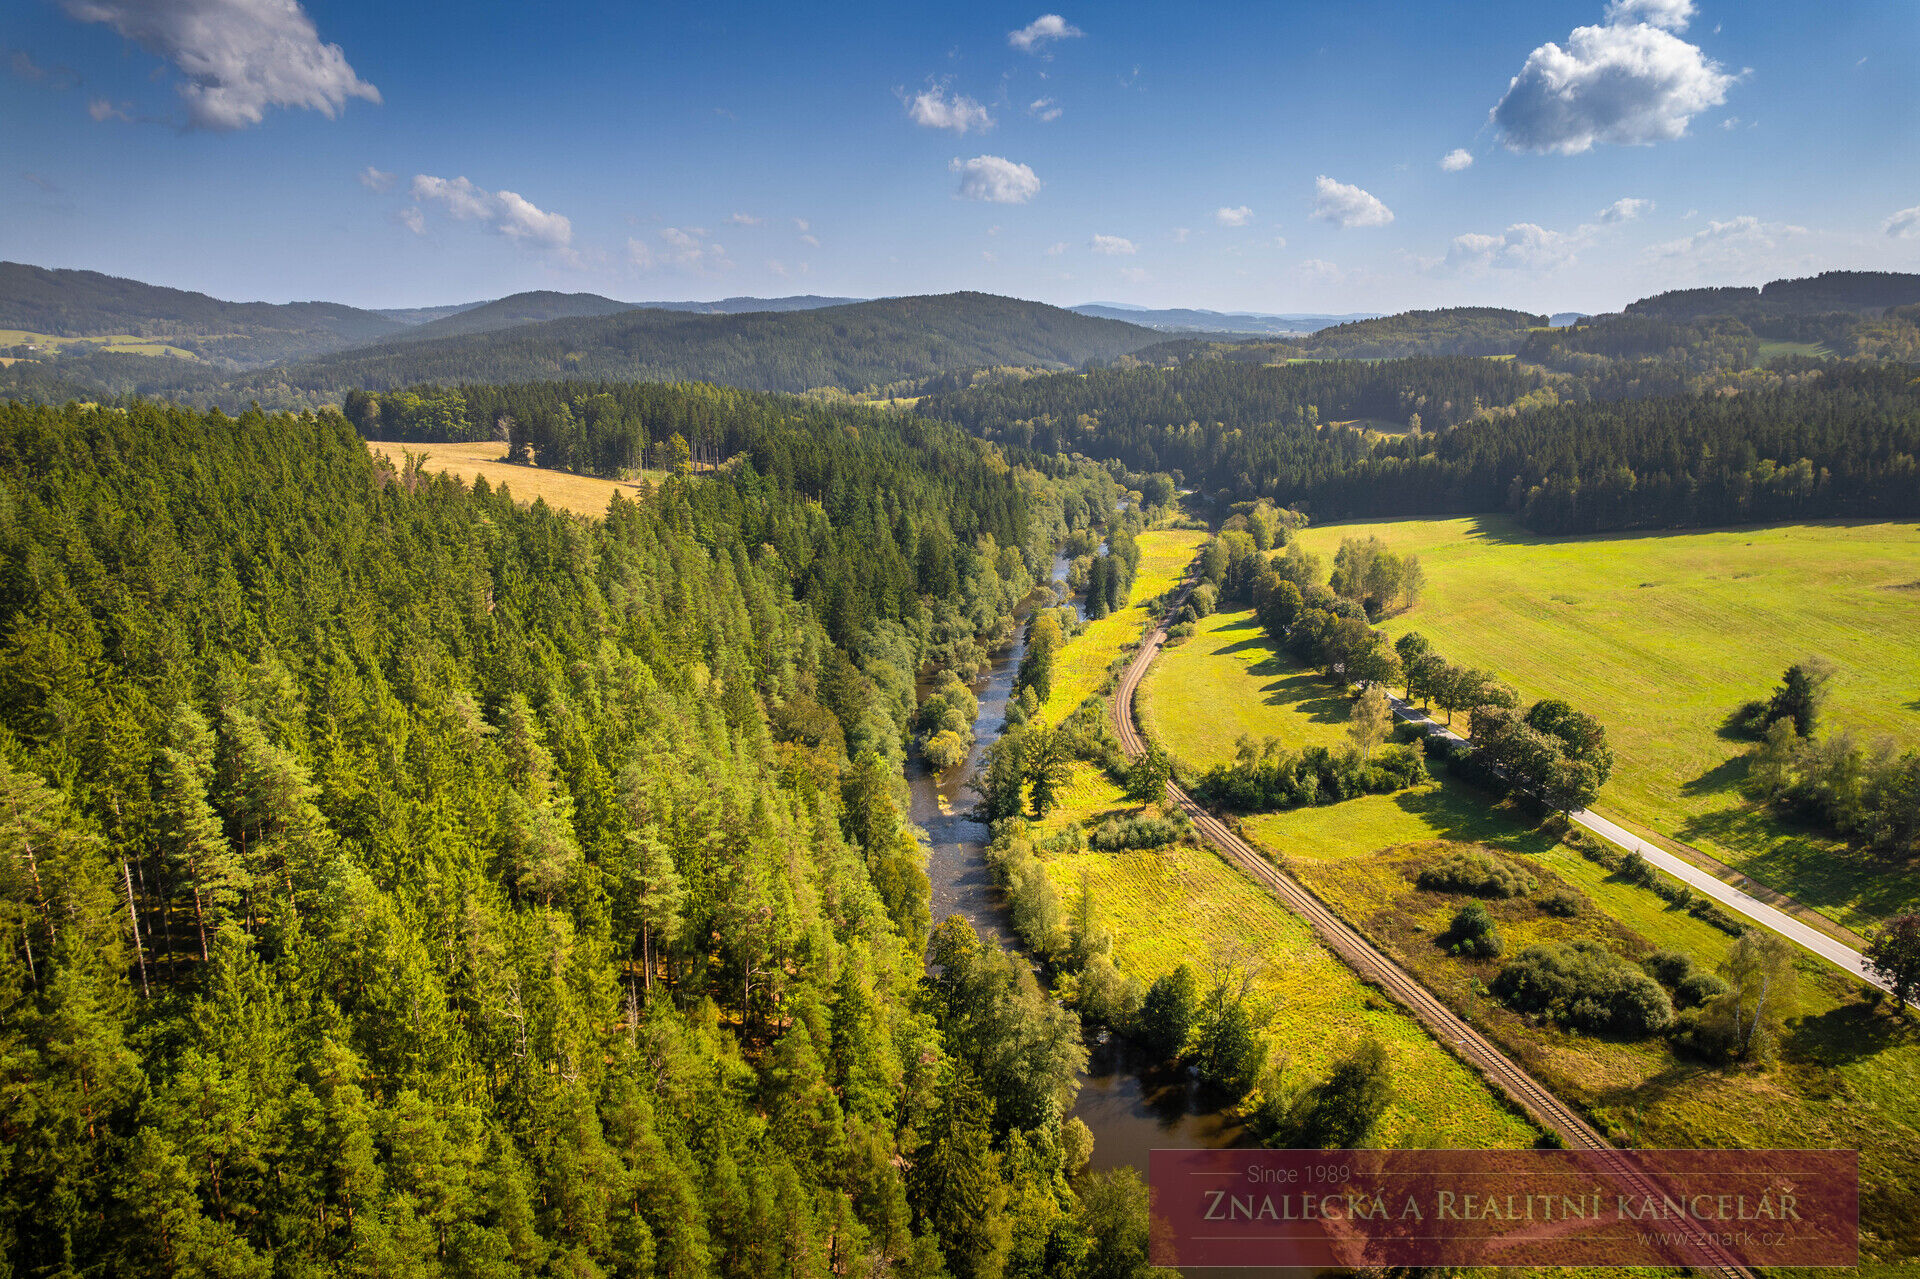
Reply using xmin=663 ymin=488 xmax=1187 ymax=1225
xmin=1757 ymin=338 xmax=1833 ymax=361
xmin=365 ymin=439 xmax=664 ymax=519
xmin=1037 ymin=529 xmax=1207 ymax=726
xmin=1039 ymin=834 xmax=1539 ymax=1149
xmin=1025 ymin=548 xmax=1534 ymax=1150
xmin=1139 ymin=607 xmax=1353 ymax=770
xmin=1137 ymin=613 xmax=1920 ymax=1260
xmin=0 ymin=328 xmax=203 ymax=359
xmin=1287 ymin=515 xmax=1920 ymax=933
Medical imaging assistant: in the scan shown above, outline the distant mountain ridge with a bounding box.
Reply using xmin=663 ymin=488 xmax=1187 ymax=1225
xmin=215 ymin=291 xmax=1167 ymax=400
xmin=0 ymin=261 xmax=407 ymax=366
xmin=1069 ymin=303 xmax=1377 ymax=336
xmin=1621 ymin=271 xmax=1920 ymax=322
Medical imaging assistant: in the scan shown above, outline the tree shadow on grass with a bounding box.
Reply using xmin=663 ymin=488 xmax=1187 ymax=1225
xmin=1786 ymin=998 xmax=1919 ymax=1068
xmin=1256 ymin=666 xmax=1350 ymax=723
xmin=1591 ymin=1058 xmax=1725 ymax=1133
xmin=1677 ymin=803 xmax=1920 ymax=921
xmin=1680 ymin=753 xmax=1749 ymax=798
xmin=1390 ymin=784 xmax=1559 ymax=856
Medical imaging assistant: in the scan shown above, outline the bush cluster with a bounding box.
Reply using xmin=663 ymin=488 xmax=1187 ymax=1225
xmin=1088 ymin=813 xmax=1187 ymax=851
xmin=1195 ymin=740 xmax=1427 ymax=812
xmin=1415 ymin=849 xmax=1534 ymax=898
xmin=1561 ymin=829 xmax=1744 ymax=936
xmin=1538 ymin=888 xmax=1583 ymax=918
xmin=1492 ymin=941 xmax=1674 ymax=1037
xmin=1642 ymin=949 xmax=1729 ymax=1009
xmin=1443 ymin=902 xmax=1504 ymax=958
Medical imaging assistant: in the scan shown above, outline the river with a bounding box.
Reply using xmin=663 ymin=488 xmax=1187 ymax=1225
xmin=905 ymin=549 xmax=1244 ymax=1180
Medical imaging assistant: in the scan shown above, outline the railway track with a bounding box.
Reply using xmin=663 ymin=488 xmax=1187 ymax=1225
xmin=1110 ymin=577 xmax=1756 ymax=1279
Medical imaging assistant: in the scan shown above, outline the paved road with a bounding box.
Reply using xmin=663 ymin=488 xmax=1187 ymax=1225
xmin=1111 ymin=582 xmax=1753 ymax=1279
xmin=1385 ymin=696 xmax=1900 ymax=1001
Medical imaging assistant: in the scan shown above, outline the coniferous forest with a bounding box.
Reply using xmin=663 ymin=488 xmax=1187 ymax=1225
xmin=0 ymin=394 xmax=1140 ymax=1278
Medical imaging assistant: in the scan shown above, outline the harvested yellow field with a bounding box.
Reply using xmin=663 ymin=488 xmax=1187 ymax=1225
xmin=365 ymin=439 xmax=663 ymax=518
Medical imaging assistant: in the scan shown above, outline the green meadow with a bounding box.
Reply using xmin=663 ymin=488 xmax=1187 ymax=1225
xmin=1137 ymin=614 xmax=1920 ymax=1264
xmin=1282 ymin=515 xmax=1920 ymax=935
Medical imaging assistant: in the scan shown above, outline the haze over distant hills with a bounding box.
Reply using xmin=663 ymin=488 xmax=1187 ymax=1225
xmin=234 ymin=292 xmax=1165 ymax=398
xmin=1069 ymin=303 xmax=1379 ymax=336
xmin=0 ymin=262 xmax=408 ymax=366
xmin=5 ymin=261 xmax=1919 ymax=411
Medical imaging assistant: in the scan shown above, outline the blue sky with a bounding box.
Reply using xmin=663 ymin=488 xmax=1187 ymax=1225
xmin=4 ymin=0 xmax=1917 ymax=314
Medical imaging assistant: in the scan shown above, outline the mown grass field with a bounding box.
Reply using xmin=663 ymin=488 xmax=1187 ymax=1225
xmin=1027 ymin=764 xmax=1538 ymax=1149
xmin=365 ymin=439 xmax=664 ymax=519
xmin=1022 ymin=544 xmax=1537 ymax=1151
xmin=1139 ymin=608 xmax=1353 ymax=770
xmin=1037 ymin=529 xmax=1207 ymax=726
xmin=1138 ymin=612 xmax=1920 ymax=1263
xmin=1286 ymin=515 xmax=1920 ymax=933
xmin=0 ymin=327 xmax=202 ymax=359
xmin=1757 ymin=338 xmax=1834 ymax=361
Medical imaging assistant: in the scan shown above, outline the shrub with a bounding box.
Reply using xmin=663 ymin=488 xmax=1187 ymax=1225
xmin=1674 ymin=972 xmax=1730 ymax=1009
xmin=1289 ymin=1038 xmax=1394 ymax=1149
xmin=1444 ymin=902 xmax=1504 ymax=958
xmin=1088 ymin=814 xmax=1185 ymax=851
xmin=1618 ymin=850 xmax=1657 ymax=888
xmin=1416 ymin=849 xmax=1535 ymax=898
xmin=1642 ymin=949 xmax=1694 ymax=988
xmin=1538 ymin=888 xmax=1582 ymax=918
xmin=1493 ymin=941 xmax=1673 ymax=1036
xmin=1166 ymin=621 xmax=1196 ymax=641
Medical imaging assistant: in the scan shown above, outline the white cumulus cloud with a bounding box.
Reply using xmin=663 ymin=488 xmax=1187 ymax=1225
xmin=658 ymin=225 xmax=733 ymax=271
xmin=727 ymin=211 xmax=762 ymax=226
xmin=1597 ymin=196 xmax=1652 ymax=222
xmin=1090 ymin=234 xmax=1137 ymax=255
xmin=358 ymin=165 xmax=394 ymax=191
xmin=1008 ymin=14 xmax=1083 ymax=53
xmin=61 ymin=0 xmax=379 ymax=130
xmin=1604 ymin=0 xmax=1694 ymax=30
xmin=1312 ymin=176 xmax=1393 ymax=228
xmin=950 ymin=155 xmax=1040 ymax=204
xmin=408 ymin=175 xmax=573 ymax=251
xmin=1646 ymin=215 xmax=1809 ymax=273
xmin=1492 ymin=4 xmax=1734 ymax=154
xmin=907 ymin=85 xmax=992 ymax=133
xmin=1440 ymin=148 xmax=1474 ymax=172
xmin=1884 ymin=206 xmax=1920 ymax=239
xmin=1447 ymin=222 xmax=1584 ymax=271
xmin=1215 ymin=205 xmax=1253 ymax=227
xmin=1028 ymin=96 xmax=1062 ymax=122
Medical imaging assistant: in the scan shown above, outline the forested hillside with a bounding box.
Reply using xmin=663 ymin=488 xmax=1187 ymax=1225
xmin=1133 ymin=306 xmax=1545 ymax=365
xmin=925 ymin=358 xmax=1920 ymax=533
xmin=1624 ymin=270 xmax=1920 ymax=321
xmin=0 ymin=262 xmax=406 ymax=367
xmin=388 ymin=291 xmax=640 ymax=342
xmin=0 ymin=292 xmax=1166 ymax=408
xmin=249 ymin=293 xmax=1162 ymax=399
xmin=0 ymin=394 xmax=1146 ymax=1277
